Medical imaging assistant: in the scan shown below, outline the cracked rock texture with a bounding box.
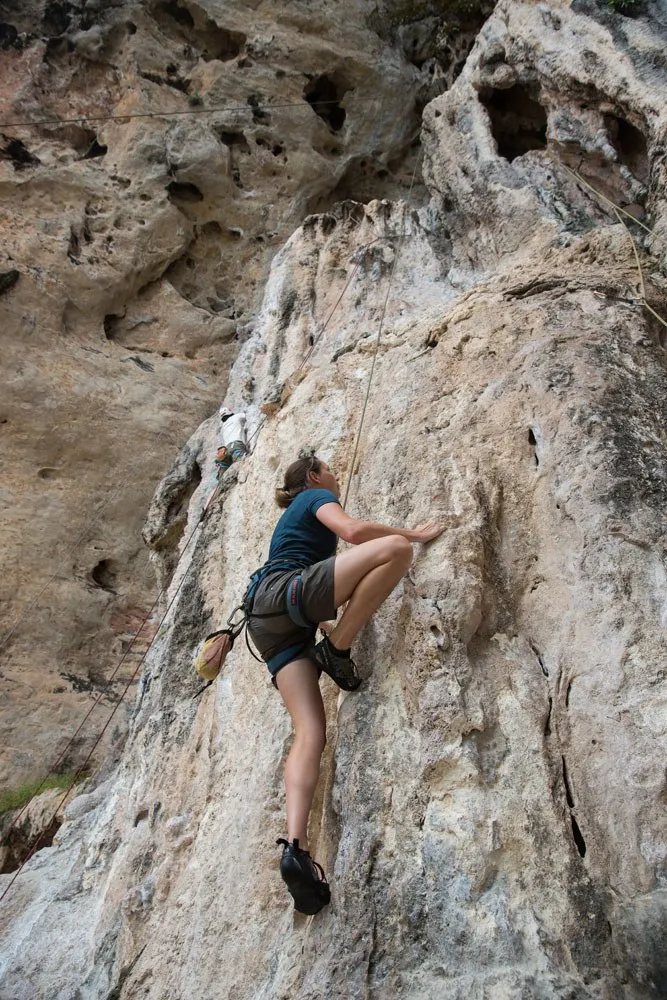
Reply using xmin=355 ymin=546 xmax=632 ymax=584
xmin=2 ymin=2 xmax=667 ymax=1000
xmin=0 ymin=0 xmax=472 ymax=788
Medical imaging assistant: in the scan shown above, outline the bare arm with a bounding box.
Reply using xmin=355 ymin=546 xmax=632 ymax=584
xmin=315 ymin=502 xmax=444 ymax=545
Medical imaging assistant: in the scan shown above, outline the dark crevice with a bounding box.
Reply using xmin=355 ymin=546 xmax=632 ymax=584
xmin=562 ymin=755 xmax=575 ymax=808
xmin=104 ymin=314 xmax=122 ymax=340
xmin=528 ymin=427 xmax=540 ymax=467
xmin=571 ymin=815 xmax=587 ymax=857
xmin=544 ymin=696 xmax=552 ymax=737
xmin=216 ymin=129 xmax=251 ymax=153
xmin=0 ymin=816 xmax=63 ymax=874
xmin=42 ymin=1 xmax=73 ymax=35
xmin=304 ymin=74 xmax=348 ymax=132
xmin=0 ymin=136 xmax=41 ymax=170
xmin=565 ymin=679 xmax=572 ymax=707
xmin=480 ymin=84 xmax=547 ymax=162
xmin=83 ymin=138 xmax=108 ymax=159
xmin=140 ymin=70 xmax=190 ymax=94
xmin=0 ymin=269 xmax=20 ymax=295
xmin=529 ymin=638 xmax=548 ymax=676
xmin=153 ymin=1 xmax=246 ymax=61
xmin=604 ymin=114 xmax=649 ymax=185
xmin=166 ymin=180 xmax=204 ymax=203
xmin=91 ymin=558 xmax=118 ymax=593
xmin=247 ymin=94 xmax=270 ymax=124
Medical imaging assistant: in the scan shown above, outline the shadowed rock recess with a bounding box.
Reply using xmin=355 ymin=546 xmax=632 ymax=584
xmin=1 ymin=1 xmax=667 ymax=999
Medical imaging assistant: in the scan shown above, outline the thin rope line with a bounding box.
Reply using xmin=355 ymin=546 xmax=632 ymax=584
xmin=0 ymin=498 xmax=212 ymax=845
xmin=561 ymin=163 xmax=656 ymax=237
xmin=245 ymin=235 xmax=394 ymax=455
xmin=342 ymin=155 xmax=421 ymax=507
xmin=0 ymin=98 xmax=377 ymax=131
xmin=0 ymin=497 xmax=213 ymax=902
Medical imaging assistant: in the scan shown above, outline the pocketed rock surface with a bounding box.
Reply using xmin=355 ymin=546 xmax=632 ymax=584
xmin=1 ymin=2 xmax=667 ymax=999
xmin=0 ymin=0 xmax=467 ymax=788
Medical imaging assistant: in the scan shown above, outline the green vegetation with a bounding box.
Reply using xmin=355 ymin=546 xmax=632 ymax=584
xmin=188 ymin=92 xmax=203 ymax=107
xmin=605 ymin=0 xmax=642 ymax=12
xmin=0 ymin=771 xmax=82 ymax=814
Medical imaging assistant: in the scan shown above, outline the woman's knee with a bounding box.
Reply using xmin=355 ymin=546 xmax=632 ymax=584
xmin=294 ymin=722 xmax=326 ymax=757
xmin=387 ymin=534 xmax=413 ymax=568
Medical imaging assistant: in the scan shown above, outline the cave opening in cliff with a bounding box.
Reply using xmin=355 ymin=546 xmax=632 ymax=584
xmin=153 ymin=1 xmax=246 ymax=62
xmin=91 ymin=559 xmax=118 ymax=593
xmin=166 ymin=180 xmax=204 ymax=204
xmin=479 ymin=84 xmax=548 ymax=162
xmin=0 ymin=137 xmax=41 ymax=170
xmin=42 ymin=1 xmax=73 ymax=36
xmin=304 ymin=74 xmax=348 ymax=132
xmin=0 ymin=817 xmax=63 ymax=875
xmin=604 ymin=114 xmax=648 ymax=184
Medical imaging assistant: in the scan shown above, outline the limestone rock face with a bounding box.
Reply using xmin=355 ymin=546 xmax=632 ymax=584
xmin=2 ymin=2 xmax=667 ymax=1000
xmin=0 ymin=0 xmax=464 ymax=788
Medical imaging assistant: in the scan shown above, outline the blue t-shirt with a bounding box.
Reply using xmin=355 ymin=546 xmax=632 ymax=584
xmin=267 ymin=488 xmax=339 ymax=571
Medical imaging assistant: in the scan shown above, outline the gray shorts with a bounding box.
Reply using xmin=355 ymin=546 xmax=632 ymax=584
xmin=246 ymin=557 xmax=336 ymax=680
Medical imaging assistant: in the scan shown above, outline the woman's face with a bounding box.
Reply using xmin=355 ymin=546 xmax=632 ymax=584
xmin=309 ymin=461 xmax=339 ymax=497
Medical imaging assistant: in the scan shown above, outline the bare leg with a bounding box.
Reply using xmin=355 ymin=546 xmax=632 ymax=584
xmin=276 ymin=658 xmax=326 ymax=852
xmin=329 ymin=535 xmax=412 ymax=650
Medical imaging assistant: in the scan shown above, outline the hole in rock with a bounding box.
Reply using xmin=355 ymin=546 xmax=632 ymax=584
xmin=0 ymin=23 xmax=21 ymax=50
xmin=83 ymin=138 xmax=107 ymax=159
xmin=42 ymin=1 xmax=73 ymax=36
xmin=544 ymin=696 xmax=552 ymax=737
xmin=0 ymin=137 xmax=41 ymax=170
xmin=571 ymin=815 xmax=587 ymax=857
xmin=562 ymin=755 xmax=575 ymax=808
xmin=103 ymin=314 xmax=122 ymax=340
xmin=216 ymin=128 xmax=250 ymax=152
xmin=304 ymin=74 xmax=347 ymax=132
xmin=157 ymin=0 xmax=193 ymax=28
xmin=480 ymin=84 xmax=547 ymax=162
xmin=604 ymin=114 xmax=648 ymax=185
xmin=67 ymin=227 xmax=80 ymax=262
xmin=1 ymin=816 xmax=63 ymax=874
xmin=91 ymin=558 xmax=118 ymax=593
xmin=153 ymin=1 xmax=245 ymax=61
xmin=38 ymin=468 xmax=59 ymax=480
xmin=527 ymin=427 xmax=539 ymax=466
xmin=0 ymin=269 xmax=20 ymax=295
xmin=126 ymin=21 xmax=137 ymax=34
xmin=134 ymin=809 xmax=149 ymax=826
xmin=166 ymin=181 xmax=204 ymax=203
xmin=247 ymin=94 xmax=270 ymax=123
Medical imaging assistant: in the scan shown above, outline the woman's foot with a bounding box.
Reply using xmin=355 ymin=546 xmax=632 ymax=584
xmin=311 ymin=635 xmax=361 ymax=691
xmin=277 ymin=838 xmax=331 ymax=915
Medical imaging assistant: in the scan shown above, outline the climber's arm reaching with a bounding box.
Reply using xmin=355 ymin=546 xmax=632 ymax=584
xmin=315 ymin=502 xmax=444 ymax=545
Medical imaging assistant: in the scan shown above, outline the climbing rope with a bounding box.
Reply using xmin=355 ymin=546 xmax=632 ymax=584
xmin=0 ymin=489 xmax=218 ymax=903
xmin=0 ymin=98 xmax=377 ymax=131
xmin=562 ymin=162 xmax=667 ymax=334
xmin=245 ymin=232 xmax=403 ymax=455
xmin=342 ymin=154 xmax=421 ymax=507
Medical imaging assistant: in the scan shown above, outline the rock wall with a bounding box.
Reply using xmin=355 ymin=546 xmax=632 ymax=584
xmin=1 ymin=1 xmax=667 ymax=999
xmin=0 ymin=0 xmax=481 ymax=788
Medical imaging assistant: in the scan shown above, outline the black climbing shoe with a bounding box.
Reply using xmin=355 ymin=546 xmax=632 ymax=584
xmin=311 ymin=634 xmax=361 ymax=691
xmin=277 ymin=838 xmax=331 ymax=915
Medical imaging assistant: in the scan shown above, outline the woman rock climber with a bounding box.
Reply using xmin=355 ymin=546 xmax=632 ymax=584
xmin=245 ymin=454 xmax=445 ymax=915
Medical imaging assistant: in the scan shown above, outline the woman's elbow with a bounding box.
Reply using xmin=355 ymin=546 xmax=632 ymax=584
xmin=345 ymin=522 xmax=366 ymax=545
